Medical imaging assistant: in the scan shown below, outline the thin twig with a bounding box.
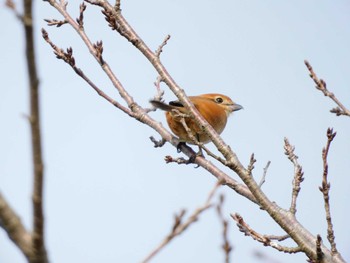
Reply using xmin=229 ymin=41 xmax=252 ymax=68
xmin=305 ymin=60 xmax=350 ymax=117
xmin=5 ymin=0 xmax=23 ymax=20
xmin=201 ymin=144 xmax=228 ymax=165
xmin=44 ymin=18 xmax=68 ymax=27
xmin=319 ymin=128 xmax=338 ymax=256
xmin=231 ymin=213 xmax=302 ymax=254
xmin=216 ymin=194 xmax=232 ymax=263
xmin=41 ymin=29 xmax=134 ymax=117
xmin=155 ymin=34 xmax=171 ymax=58
xmin=76 ymin=2 xmax=87 ymax=28
xmin=153 ymin=76 xmax=165 ymax=102
xmin=247 ymin=153 xmax=256 ymax=176
xmin=284 ymin=138 xmax=304 ymax=215
xmin=259 ymin=161 xmax=271 ymax=188
xmin=142 ymin=182 xmax=221 ymax=263
xmin=316 ymin=235 xmax=324 ymax=262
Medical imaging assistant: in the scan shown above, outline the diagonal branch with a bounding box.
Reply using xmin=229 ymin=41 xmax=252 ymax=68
xmin=231 ymin=213 xmax=302 ymax=254
xmin=142 ymin=182 xmax=221 ymax=263
xmin=305 ymin=60 xmax=350 ymax=117
xmin=0 ymin=193 xmax=32 ymax=259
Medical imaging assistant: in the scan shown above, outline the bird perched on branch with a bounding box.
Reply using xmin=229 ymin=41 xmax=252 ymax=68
xmin=150 ymin=93 xmax=242 ymax=145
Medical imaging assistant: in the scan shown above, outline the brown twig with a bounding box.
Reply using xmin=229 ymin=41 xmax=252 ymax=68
xmin=142 ymin=182 xmax=221 ymax=263
xmin=155 ymin=34 xmax=171 ymax=58
xmin=5 ymin=0 xmax=22 ymax=20
xmin=319 ymin=128 xmax=338 ymax=256
xmin=76 ymin=2 xmax=87 ymax=28
xmin=247 ymin=153 xmax=256 ymax=177
xmin=304 ymin=60 xmax=350 ymax=117
xmin=231 ymin=213 xmax=302 ymax=254
xmin=201 ymin=144 xmax=228 ymax=165
xmin=153 ymin=76 xmax=165 ymax=102
xmin=41 ymin=29 xmax=133 ymax=117
xmin=259 ymin=161 xmax=271 ymax=188
xmin=44 ymin=18 xmax=68 ymax=27
xmin=216 ymin=194 xmax=232 ymax=263
xmin=316 ymin=235 xmax=324 ymax=263
xmin=284 ymin=138 xmax=304 ymax=215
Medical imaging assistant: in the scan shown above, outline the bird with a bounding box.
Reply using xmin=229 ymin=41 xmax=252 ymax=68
xmin=150 ymin=93 xmax=242 ymax=145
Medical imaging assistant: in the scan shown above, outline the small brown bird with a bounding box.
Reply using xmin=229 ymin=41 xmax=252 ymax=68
xmin=150 ymin=93 xmax=242 ymax=144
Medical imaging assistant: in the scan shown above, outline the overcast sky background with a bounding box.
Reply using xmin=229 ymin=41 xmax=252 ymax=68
xmin=1 ymin=1 xmax=350 ymax=263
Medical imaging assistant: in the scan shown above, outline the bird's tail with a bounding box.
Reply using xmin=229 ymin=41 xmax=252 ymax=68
xmin=150 ymin=100 xmax=174 ymax=112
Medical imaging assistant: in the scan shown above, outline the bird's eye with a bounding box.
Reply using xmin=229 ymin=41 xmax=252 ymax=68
xmin=215 ymin=97 xmax=224 ymax=104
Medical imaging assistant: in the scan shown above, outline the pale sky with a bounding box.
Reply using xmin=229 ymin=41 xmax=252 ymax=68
xmin=1 ymin=1 xmax=350 ymax=263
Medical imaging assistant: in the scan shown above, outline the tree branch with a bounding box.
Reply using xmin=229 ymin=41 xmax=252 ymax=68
xmin=319 ymin=128 xmax=338 ymax=256
xmin=0 ymin=193 xmax=32 ymax=259
xmin=142 ymin=182 xmax=221 ymax=263
xmin=24 ymin=0 xmax=48 ymax=261
xmin=304 ymin=60 xmax=350 ymax=117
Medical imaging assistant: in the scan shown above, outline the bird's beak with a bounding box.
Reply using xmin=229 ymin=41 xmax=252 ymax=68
xmin=231 ymin=104 xmax=243 ymax=112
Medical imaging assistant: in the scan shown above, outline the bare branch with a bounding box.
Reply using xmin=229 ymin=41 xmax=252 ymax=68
xmin=114 ymin=0 xmax=121 ymax=12
xmin=319 ymin=128 xmax=338 ymax=256
xmin=41 ymin=29 xmax=133 ymax=117
xmin=44 ymin=18 xmax=68 ymax=27
xmin=247 ymin=153 xmax=256 ymax=176
xmin=22 ymin=0 xmax=48 ymax=261
xmin=155 ymin=34 xmax=171 ymax=58
xmin=6 ymin=0 xmax=23 ymax=20
xmin=153 ymin=76 xmax=165 ymax=103
xmin=316 ymin=235 xmax=324 ymax=263
xmin=259 ymin=161 xmax=271 ymax=188
xmin=231 ymin=213 xmax=302 ymax=254
xmin=76 ymin=2 xmax=87 ymax=28
xmin=216 ymin=194 xmax=232 ymax=263
xmin=304 ymin=60 xmax=350 ymax=117
xmin=0 ymin=193 xmax=32 ymax=259
xmin=142 ymin=183 xmax=221 ymax=263
xmin=284 ymin=138 xmax=304 ymax=215
xmin=201 ymin=144 xmax=228 ymax=165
